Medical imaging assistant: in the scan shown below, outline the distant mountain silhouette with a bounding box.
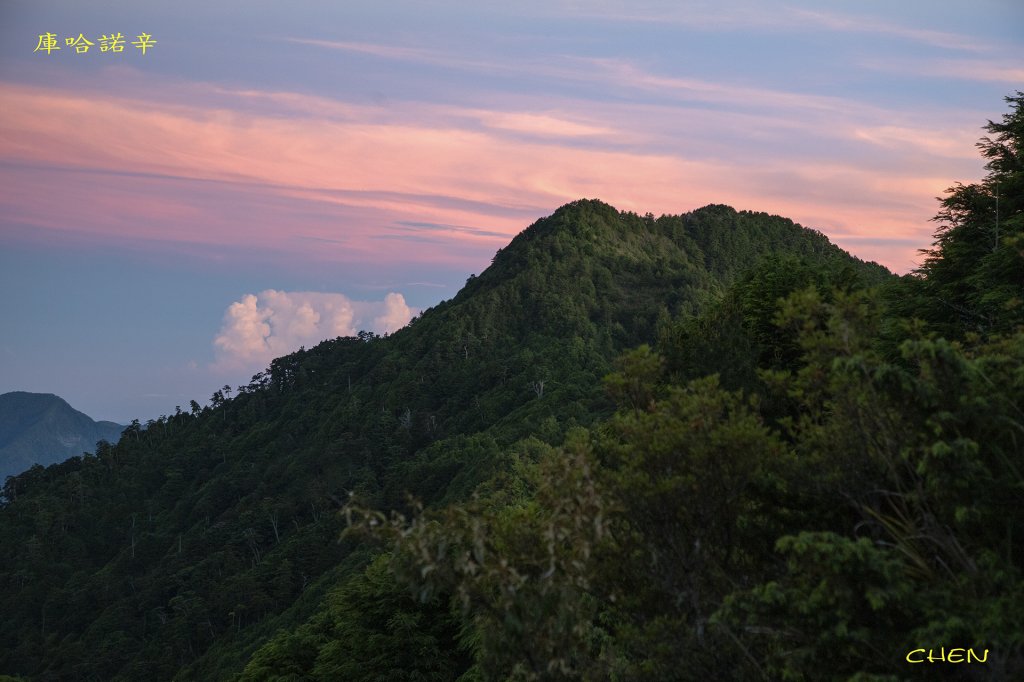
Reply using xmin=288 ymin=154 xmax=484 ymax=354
xmin=0 ymin=391 xmax=123 ymax=480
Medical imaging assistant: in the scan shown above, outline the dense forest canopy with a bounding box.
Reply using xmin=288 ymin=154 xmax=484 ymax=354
xmin=1 ymin=93 xmax=1022 ymax=681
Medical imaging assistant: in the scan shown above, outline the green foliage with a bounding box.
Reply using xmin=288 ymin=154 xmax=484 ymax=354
xmin=602 ymin=344 xmax=664 ymax=411
xmin=238 ymin=554 xmax=470 ymax=681
xmin=908 ymin=91 xmax=1024 ymax=337
xmin=719 ymin=531 xmax=914 ymax=680
xmin=592 ymin=375 xmax=791 ymax=680
xmin=353 ymin=435 xmax=615 ymax=681
xmin=719 ymin=292 xmax=1024 ymax=680
xmin=379 ymin=296 xmax=1024 ymax=680
xmin=663 ymin=253 xmax=886 ymax=391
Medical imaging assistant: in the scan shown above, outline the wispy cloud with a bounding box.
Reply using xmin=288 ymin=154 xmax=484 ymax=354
xmin=788 ymin=8 xmax=989 ymax=52
xmin=406 ymin=281 xmax=450 ymax=288
xmin=474 ymin=110 xmax=615 ymax=138
xmin=394 ymin=221 xmax=510 ymax=239
xmin=570 ymin=56 xmax=876 ymax=116
xmin=285 ymin=38 xmax=441 ymax=62
xmin=283 ymin=34 xmax=871 ymax=120
xmin=281 ymin=36 xmax=517 ymax=78
xmin=853 ymin=125 xmax=981 ymax=159
xmin=860 ymin=56 xmax=1024 ymax=84
xmin=0 ymin=73 xmax=989 ymax=274
xmin=509 ymin=1 xmax=992 ymax=52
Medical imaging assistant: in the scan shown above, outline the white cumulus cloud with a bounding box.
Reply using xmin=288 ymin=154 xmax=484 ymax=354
xmin=373 ymin=292 xmax=416 ymax=334
xmin=213 ymin=289 xmax=417 ymax=371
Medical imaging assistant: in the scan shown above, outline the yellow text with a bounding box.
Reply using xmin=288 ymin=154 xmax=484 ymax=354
xmin=906 ymin=648 xmax=989 ymax=664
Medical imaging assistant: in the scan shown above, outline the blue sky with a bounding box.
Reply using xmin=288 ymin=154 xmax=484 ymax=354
xmin=1 ymin=0 xmax=1021 ymax=423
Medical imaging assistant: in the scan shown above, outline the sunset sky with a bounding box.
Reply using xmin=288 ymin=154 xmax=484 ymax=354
xmin=1 ymin=0 xmax=1022 ymax=424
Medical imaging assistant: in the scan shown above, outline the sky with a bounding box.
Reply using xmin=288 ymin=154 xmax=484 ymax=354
xmin=1 ymin=1 xmax=1021 ymax=424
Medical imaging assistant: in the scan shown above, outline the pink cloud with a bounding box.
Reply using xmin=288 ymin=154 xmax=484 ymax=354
xmin=0 ymin=77 xmax=987 ymax=273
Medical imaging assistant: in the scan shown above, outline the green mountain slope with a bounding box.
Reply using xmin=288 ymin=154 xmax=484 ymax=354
xmin=0 ymin=200 xmax=888 ymax=681
xmin=288 ymin=97 xmax=1024 ymax=681
xmin=0 ymin=392 xmax=124 ymax=481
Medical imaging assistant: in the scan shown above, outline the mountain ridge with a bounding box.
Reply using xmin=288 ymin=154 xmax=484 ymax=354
xmin=0 ymin=391 xmax=124 ymax=481
xmin=0 ymin=199 xmax=892 ymax=680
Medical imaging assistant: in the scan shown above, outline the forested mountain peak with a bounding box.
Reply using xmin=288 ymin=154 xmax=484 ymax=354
xmin=463 ymin=198 xmax=887 ymax=307
xmin=0 ymin=199 xmax=889 ymax=681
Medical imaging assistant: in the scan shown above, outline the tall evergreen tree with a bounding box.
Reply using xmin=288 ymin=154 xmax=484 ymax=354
xmin=914 ymin=91 xmax=1024 ymax=335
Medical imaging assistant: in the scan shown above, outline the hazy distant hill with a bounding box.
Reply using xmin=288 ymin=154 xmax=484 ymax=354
xmin=0 ymin=392 xmax=123 ymax=480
